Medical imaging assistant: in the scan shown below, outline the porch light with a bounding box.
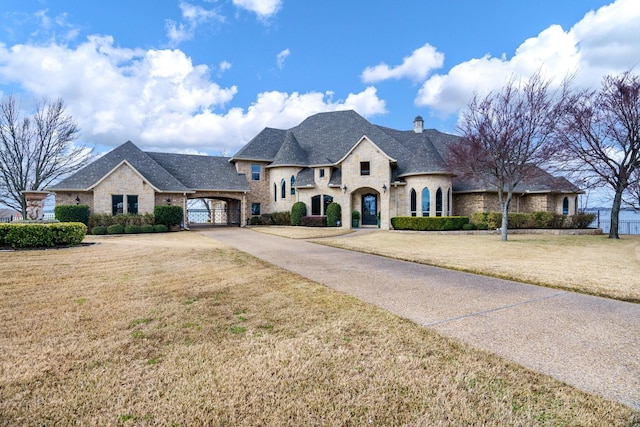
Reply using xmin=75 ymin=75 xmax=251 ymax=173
xmin=166 ymin=198 xmax=171 ymax=205
xmin=342 ymin=185 xmax=347 ymax=193
xmin=382 ymin=183 xmax=387 ymax=193
xmin=75 ymin=196 xmax=80 ymax=204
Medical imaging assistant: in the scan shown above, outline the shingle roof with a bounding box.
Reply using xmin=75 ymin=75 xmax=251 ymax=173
xmin=231 ymin=110 xmax=454 ymax=177
xmin=48 ymin=141 xmax=248 ymax=193
xmin=48 ymin=141 xmax=189 ymax=192
xmin=147 ymin=152 xmax=249 ymax=192
xmin=453 ymin=168 xmax=581 ymax=193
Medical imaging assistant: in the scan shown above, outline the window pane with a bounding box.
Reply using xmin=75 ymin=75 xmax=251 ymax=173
xmin=127 ymin=195 xmax=138 ymax=214
xmin=360 ymin=161 xmax=370 ymax=176
xmin=311 ymin=195 xmax=321 ymax=216
xmin=281 ymin=179 xmax=286 ymax=199
xmin=251 ymin=203 xmax=261 ymax=215
xmin=290 ymin=176 xmax=296 ymax=195
xmin=251 ymin=164 xmax=260 ymax=181
xmin=421 ymin=188 xmax=430 ymax=217
xmin=112 ymin=195 xmax=123 ymax=215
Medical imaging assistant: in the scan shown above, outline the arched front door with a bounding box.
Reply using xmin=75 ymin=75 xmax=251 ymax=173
xmin=361 ymin=193 xmax=377 ymax=226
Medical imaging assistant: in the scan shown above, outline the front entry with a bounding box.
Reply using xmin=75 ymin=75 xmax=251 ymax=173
xmin=361 ymin=193 xmax=377 ymax=226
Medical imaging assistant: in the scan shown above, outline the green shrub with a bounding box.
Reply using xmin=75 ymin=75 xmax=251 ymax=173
xmin=2 ymin=222 xmax=86 ymax=248
xmin=326 ymin=202 xmax=342 ymax=227
xmin=107 ymin=224 xmax=125 ymax=234
xmin=92 ymin=225 xmax=107 ymax=235
xmin=569 ymin=212 xmax=597 ymax=229
xmin=54 ymin=204 xmax=90 ymax=225
xmin=124 ymin=225 xmax=141 ymax=234
xmin=352 ymin=210 xmax=360 ymax=220
xmin=472 ymin=211 xmax=574 ymax=229
xmin=153 ymin=205 xmax=183 ymax=226
xmin=476 ymin=222 xmax=489 ymax=230
xmin=249 ymin=216 xmax=262 ymax=225
xmin=141 ymin=224 xmax=154 ymax=233
xmin=0 ymin=223 xmax=10 ymax=245
xmin=462 ymin=223 xmax=477 ymax=231
xmin=153 ymin=224 xmax=168 ymax=233
xmin=270 ymin=211 xmax=291 ymax=226
xmin=390 ymin=216 xmax=469 ymax=231
xmin=88 ymin=213 xmax=154 ymax=230
xmin=291 ymin=202 xmax=307 ymax=226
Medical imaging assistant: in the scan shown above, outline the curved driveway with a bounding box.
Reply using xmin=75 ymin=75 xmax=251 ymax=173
xmin=198 ymin=227 xmax=640 ymax=410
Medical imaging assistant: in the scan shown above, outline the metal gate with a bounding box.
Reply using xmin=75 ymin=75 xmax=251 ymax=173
xmin=188 ymin=208 xmax=241 ymax=226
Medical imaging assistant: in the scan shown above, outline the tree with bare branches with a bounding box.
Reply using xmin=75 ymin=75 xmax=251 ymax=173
xmin=0 ymin=95 xmax=91 ymax=217
xmin=560 ymin=71 xmax=640 ymax=239
xmin=449 ymin=72 xmax=568 ymax=241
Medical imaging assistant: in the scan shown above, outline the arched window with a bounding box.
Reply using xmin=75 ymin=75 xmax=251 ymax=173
xmin=281 ymin=179 xmax=286 ymax=199
xmin=273 ymin=183 xmax=277 ymax=202
xmin=410 ymin=189 xmax=417 ymax=217
xmin=562 ymin=197 xmax=569 ymax=215
xmin=436 ymin=188 xmax=443 ymax=217
xmin=421 ymin=187 xmax=430 ymax=217
xmin=290 ymin=176 xmax=296 ymax=195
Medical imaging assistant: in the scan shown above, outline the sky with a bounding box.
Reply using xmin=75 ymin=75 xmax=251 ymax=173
xmin=0 ymin=0 xmax=639 ymax=160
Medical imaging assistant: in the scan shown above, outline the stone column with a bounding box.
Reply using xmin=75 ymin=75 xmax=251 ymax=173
xmin=21 ymin=191 xmax=50 ymax=221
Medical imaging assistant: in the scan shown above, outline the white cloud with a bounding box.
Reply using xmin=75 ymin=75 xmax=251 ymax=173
xmin=166 ymin=1 xmax=224 ymax=46
xmin=361 ymin=43 xmax=444 ymax=83
xmin=0 ymin=36 xmax=385 ymax=155
xmin=276 ymin=48 xmax=290 ymax=70
xmin=232 ymin=0 xmax=282 ymax=19
xmin=415 ymin=0 xmax=640 ymax=116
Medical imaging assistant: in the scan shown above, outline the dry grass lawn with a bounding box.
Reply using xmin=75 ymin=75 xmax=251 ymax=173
xmin=1 ymin=232 xmax=639 ymax=425
xmin=255 ymin=227 xmax=640 ymax=303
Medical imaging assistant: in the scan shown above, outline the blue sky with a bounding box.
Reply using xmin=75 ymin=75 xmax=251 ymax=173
xmin=0 ymin=0 xmax=638 ymax=158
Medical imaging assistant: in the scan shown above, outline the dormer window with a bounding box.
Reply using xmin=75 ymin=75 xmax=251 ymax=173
xmin=319 ymin=168 xmax=325 ymax=178
xmin=360 ymin=161 xmax=370 ymax=176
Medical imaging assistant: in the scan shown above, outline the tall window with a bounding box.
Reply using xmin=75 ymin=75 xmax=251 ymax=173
xmin=281 ymin=179 xmax=286 ymax=199
xmin=274 ymin=183 xmax=277 ymax=201
xmin=290 ymin=176 xmax=296 ymax=195
xmin=251 ymin=164 xmax=261 ymax=181
xmin=435 ymin=188 xmax=443 ymax=217
xmin=127 ymin=195 xmax=138 ymax=214
xmin=410 ymin=189 xmax=417 ymax=217
xmin=360 ymin=161 xmax=370 ymax=176
xmin=311 ymin=195 xmax=321 ymax=215
xmin=112 ymin=195 xmax=123 ymax=215
xmin=319 ymin=168 xmax=325 ymax=178
xmin=421 ymin=188 xmax=430 ymax=217
xmin=563 ymin=197 xmax=569 ymax=215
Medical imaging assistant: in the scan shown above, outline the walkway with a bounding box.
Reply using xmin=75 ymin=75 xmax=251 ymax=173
xmin=197 ymin=228 xmax=640 ymax=410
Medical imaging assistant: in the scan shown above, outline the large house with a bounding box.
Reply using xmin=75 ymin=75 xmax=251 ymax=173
xmin=47 ymin=110 xmax=581 ymax=229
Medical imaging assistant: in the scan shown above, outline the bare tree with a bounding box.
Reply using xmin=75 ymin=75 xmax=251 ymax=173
xmin=560 ymin=71 xmax=640 ymax=239
xmin=449 ymin=72 xmax=568 ymax=241
xmin=0 ymin=95 xmax=91 ymax=217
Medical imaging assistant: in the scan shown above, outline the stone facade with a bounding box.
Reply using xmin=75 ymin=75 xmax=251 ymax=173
xmin=92 ymin=163 xmax=156 ymax=214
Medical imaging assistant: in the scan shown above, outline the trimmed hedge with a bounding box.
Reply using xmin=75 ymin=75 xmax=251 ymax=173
xmin=154 ymin=205 xmax=183 ymax=227
xmin=88 ymin=213 xmax=154 ymax=230
xmin=153 ymin=224 xmax=168 ymax=233
xmin=92 ymin=225 xmax=107 ymax=235
xmin=141 ymin=224 xmax=154 ymax=233
xmin=124 ymin=225 xmax=141 ymax=234
xmin=107 ymin=224 xmax=125 ymax=234
xmin=301 ymin=216 xmax=327 ymax=227
xmin=54 ymin=204 xmax=90 ymax=225
xmin=326 ymin=202 xmax=342 ymax=227
xmin=0 ymin=222 xmax=86 ymax=248
xmin=291 ymin=202 xmax=307 ymax=226
xmin=391 ymin=216 xmax=470 ymax=231
xmin=470 ymin=211 xmax=596 ymax=229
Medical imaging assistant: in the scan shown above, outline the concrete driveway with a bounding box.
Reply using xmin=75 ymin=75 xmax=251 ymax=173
xmin=197 ymin=227 xmax=640 ymax=410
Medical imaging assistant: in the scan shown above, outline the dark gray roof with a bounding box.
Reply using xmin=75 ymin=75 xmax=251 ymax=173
xmin=269 ymin=131 xmax=308 ymax=167
xmin=147 ymin=152 xmax=249 ymax=192
xmin=231 ymin=110 xmax=453 ymax=177
xmin=48 ymin=141 xmax=189 ymax=192
xmin=48 ymin=141 xmax=248 ymax=193
xmin=453 ymin=168 xmax=581 ymax=193
xmin=292 ymin=168 xmax=315 ymax=188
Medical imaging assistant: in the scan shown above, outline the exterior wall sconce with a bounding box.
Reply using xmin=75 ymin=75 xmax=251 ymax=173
xmin=75 ymin=196 xmax=80 ymax=204
xmin=342 ymin=185 xmax=347 ymax=193
xmin=382 ymin=183 xmax=387 ymax=193
xmin=166 ymin=198 xmax=171 ymax=205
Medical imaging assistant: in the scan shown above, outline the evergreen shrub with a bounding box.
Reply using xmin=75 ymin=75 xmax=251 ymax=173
xmin=54 ymin=205 xmax=90 ymax=225
xmin=107 ymin=224 xmax=125 ymax=234
xmin=326 ymin=202 xmax=342 ymax=227
xmin=391 ymin=216 xmax=469 ymax=231
xmin=291 ymin=202 xmax=307 ymax=226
